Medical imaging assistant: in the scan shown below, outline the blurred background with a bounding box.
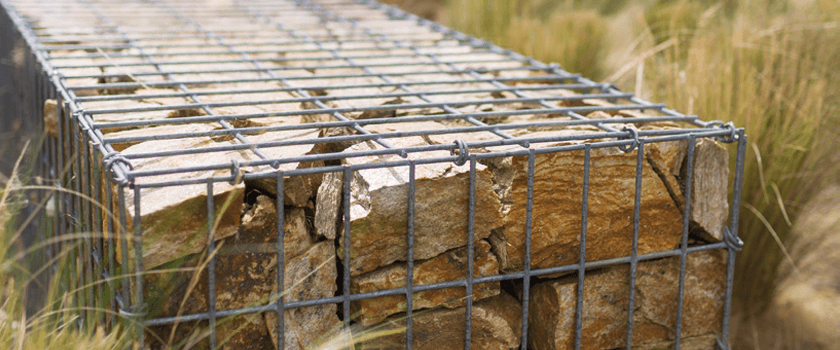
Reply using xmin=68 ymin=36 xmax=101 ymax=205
xmin=381 ymin=0 xmax=840 ymax=349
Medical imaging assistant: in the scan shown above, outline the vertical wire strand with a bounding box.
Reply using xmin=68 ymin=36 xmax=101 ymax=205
xmin=721 ymin=131 xmax=747 ymax=347
xmin=104 ymin=168 xmax=117 ymax=330
xmin=82 ymin=128 xmax=95 ymax=328
xmin=91 ymin=134 xmax=106 ymax=327
xmin=406 ymin=163 xmax=416 ymax=349
xmin=116 ymin=185 xmax=130 ymax=341
xmin=342 ymin=166 xmax=352 ymax=330
xmin=574 ymin=144 xmax=591 ymax=349
xmin=674 ymin=136 xmax=696 ymax=349
xmin=520 ymin=151 xmax=535 ymax=350
xmin=70 ymin=108 xmax=82 ymax=327
xmin=132 ymin=185 xmax=144 ymax=348
xmin=206 ymin=180 xmax=217 ymax=350
xmin=625 ymin=141 xmax=644 ymax=349
xmin=464 ymin=156 xmax=477 ymax=350
xmin=275 ymin=172 xmax=286 ymax=350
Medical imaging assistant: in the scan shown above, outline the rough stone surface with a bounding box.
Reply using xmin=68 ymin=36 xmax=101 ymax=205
xmin=116 ymin=136 xmax=251 ymax=269
xmin=314 ymin=171 xmax=343 ymax=240
xmin=528 ymin=250 xmax=727 ymax=350
xmin=358 ymin=292 xmax=522 ymax=350
xmin=43 ymin=99 xmax=59 ymax=137
xmin=47 ymin=50 xmax=105 ymax=97
xmin=492 ymin=139 xmax=684 ymax=273
xmin=142 ymin=199 xmax=312 ymax=349
xmin=337 ymin=137 xmax=504 ymax=276
xmin=265 ymin=241 xmax=341 ymax=350
xmin=686 ymin=139 xmax=729 ymax=242
xmin=102 ymin=122 xmax=218 ymax=151
xmin=351 ymin=240 xmax=501 ymax=326
xmin=81 ymin=88 xmax=203 ymax=130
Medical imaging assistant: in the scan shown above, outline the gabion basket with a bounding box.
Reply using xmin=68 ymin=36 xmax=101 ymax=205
xmin=0 ymin=0 xmax=746 ymax=349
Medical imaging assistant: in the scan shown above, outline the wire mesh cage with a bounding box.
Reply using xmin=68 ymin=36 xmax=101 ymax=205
xmin=0 ymin=0 xmax=747 ymax=349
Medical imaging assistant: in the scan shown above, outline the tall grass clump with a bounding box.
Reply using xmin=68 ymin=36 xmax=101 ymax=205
xmin=442 ymin=0 xmax=840 ymax=327
xmin=0 ymin=146 xmax=128 ymax=350
xmin=447 ymin=0 xmax=609 ymax=79
xmin=634 ymin=0 xmax=840 ymax=316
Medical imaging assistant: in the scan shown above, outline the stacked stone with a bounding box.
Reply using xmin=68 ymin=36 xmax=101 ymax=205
xmin=23 ymin=1 xmax=733 ymax=349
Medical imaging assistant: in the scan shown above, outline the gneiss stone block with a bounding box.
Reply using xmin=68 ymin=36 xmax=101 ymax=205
xmin=528 ymin=249 xmax=727 ymax=350
xmin=491 ymin=138 xmax=685 ymax=274
xmin=350 ymin=240 xmax=500 ymax=326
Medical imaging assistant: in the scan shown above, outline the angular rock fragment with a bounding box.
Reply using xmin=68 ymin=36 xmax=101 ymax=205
xmin=686 ymin=139 xmax=729 ymax=242
xmin=358 ymin=292 xmax=523 ymax=350
xmin=43 ymin=99 xmax=59 ymax=138
xmin=528 ymin=250 xmax=727 ymax=350
xmin=265 ymin=242 xmax=341 ymax=350
xmin=336 ymin=136 xmax=504 ymax=276
xmin=314 ymin=171 xmax=343 ymax=240
xmin=351 ymin=240 xmax=500 ymax=326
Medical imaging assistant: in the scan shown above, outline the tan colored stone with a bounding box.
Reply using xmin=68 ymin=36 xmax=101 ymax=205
xmin=314 ymin=171 xmax=343 ymax=240
xmin=492 ymin=140 xmax=684 ymax=273
xmin=117 ymin=136 xmax=251 ymax=269
xmin=265 ymin=241 xmax=341 ymax=350
xmin=102 ymin=123 xmax=217 ymax=151
xmin=188 ymin=82 xmax=302 ymax=121
xmin=528 ymin=250 xmax=727 ymax=350
xmin=351 ymin=240 xmax=500 ymax=326
xmin=687 ymin=139 xmax=729 ymax=242
xmin=51 ymin=51 xmax=105 ymax=97
xmin=142 ymin=202 xmax=311 ymax=349
xmin=80 ymin=88 xmax=204 ymax=131
xmin=358 ymin=292 xmax=522 ymax=350
xmin=337 ymin=136 xmax=504 ymax=276
xmin=43 ymin=99 xmax=59 ymax=138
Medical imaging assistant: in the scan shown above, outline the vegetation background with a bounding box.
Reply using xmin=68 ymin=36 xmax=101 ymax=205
xmin=380 ymin=0 xmax=839 ymax=348
xmin=1 ymin=0 xmax=838 ymax=349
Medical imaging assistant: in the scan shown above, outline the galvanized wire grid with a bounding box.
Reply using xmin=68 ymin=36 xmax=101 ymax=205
xmin=0 ymin=0 xmax=747 ymax=349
